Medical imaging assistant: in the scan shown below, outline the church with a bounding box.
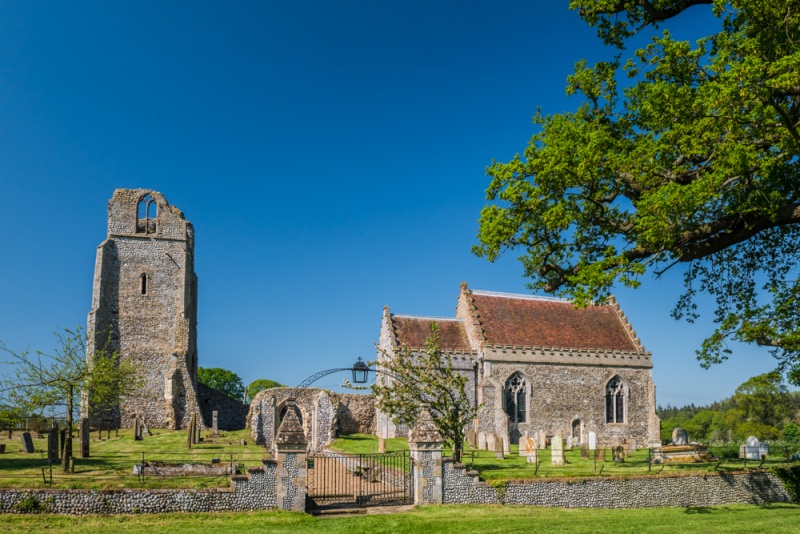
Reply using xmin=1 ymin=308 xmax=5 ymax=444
xmin=376 ymin=283 xmax=661 ymax=449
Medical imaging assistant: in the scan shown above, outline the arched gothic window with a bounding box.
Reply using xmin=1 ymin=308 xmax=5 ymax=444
xmin=605 ymin=376 xmax=626 ymax=423
xmin=136 ymin=194 xmax=157 ymax=234
xmin=504 ymin=373 xmax=527 ymax=424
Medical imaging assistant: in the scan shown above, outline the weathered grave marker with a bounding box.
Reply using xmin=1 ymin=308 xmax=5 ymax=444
xmin=21 ymin=431 xmax=35 ymax=453
xmin=672 ymin=427 xmax=688 ymax=445
xmin=612 ymin=445 xmax=625 ymax=463
xmin=588 ymin=431 xmax=597 ymax=450
xmin=134 ymin=415 xmax=143 ymax=441
xmin=47 ymin=426 xmax=59 ymax=463
xmin=212 ymin=410 xmax=219 ymax=436
xmin=580 ymin=442 xmax=589 ymax=459
xmin=551 ymin=435 xmax=565 ymax=465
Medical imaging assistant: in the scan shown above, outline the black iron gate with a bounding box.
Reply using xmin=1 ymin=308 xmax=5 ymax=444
xmin=307 ymin=450 xmax=412 ymax=509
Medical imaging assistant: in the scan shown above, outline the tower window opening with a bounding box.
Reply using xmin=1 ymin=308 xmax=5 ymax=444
xmin=141 ymin=273 xmax=148 ymax=295
xmin=136 ymin=194 xmax=157 ymax=234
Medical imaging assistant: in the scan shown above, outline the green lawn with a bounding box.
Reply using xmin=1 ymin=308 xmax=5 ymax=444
xmin=328 ymin=434 xmax=796 ymax=481
xmin=0 ymin=428 xmax=266 ymax=489
xmin=2 ymin=504 xmax=799 ymax=533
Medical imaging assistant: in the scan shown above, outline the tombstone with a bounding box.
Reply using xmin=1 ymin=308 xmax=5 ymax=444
xmin=520 ymin=433 xmax=538 ymax=464
xmin=47 ymin=428 xmax=59 ymax=463
xmin=134 ymin=415 xmax=143 ymax=441
xmin=79 ymin=418 xmax=90 ymax=458
xmin=486 ymin=433 xmax=496 ymax=452
xmin=566 ymin=436 xmax=573 ymax=450
xmin=672 ymin=427 xmax=688 ymax=446
xmin=21 ymin=432 xmax=35 ymax=453
xmin=628 ymin=439 xmax=636 ymax=452
xmin=493 ymin=436 xmax=504 ymax=459
xmin=477 ymin=431 xmax=486 ymax=450
xmin=551 ymin=435 xmax=565 ymax=465
xmin=538 ymin=430 xmax=547 ymax=450
xmin=378 ymin=436 xmax=386 ymax=453
xmin=466 ymin=429 xmax=476 ymax=449
xmin=588 ymin=431 xmax=597 ymax=450
xmin=186 ymin=413 xmax=195 ymax=448
xmin=195 ymin=414 xmax=202 ymax=442
xmin=580 ymin=442 xmax=589 ymax=459
xmin=141 ymin=419 xmax=152 ymax=437
xmin=211 ymin=411 xmax=219 ymax=436
xmin=502 ymin=433 xmax=510 ymax=455
xmin=758 ymin=442 xmax=769 ymax=459
xmin=742 ymin=436 xmax=761 ymax=460
xmin=612 ymin=445 xmax=625 ymax=463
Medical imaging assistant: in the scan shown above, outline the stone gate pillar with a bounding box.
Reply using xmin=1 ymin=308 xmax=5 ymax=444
xmin=273 ymin=401 xmax=307 ymax=511
xmin=408 ymin=408 xmax=443 ymax=505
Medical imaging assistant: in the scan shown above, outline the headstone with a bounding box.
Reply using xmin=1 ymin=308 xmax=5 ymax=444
xmin=21 ymin=431 xmax=34 ymax=453
xmin=612 ymin=445 xmax=625 ymax=463
xmin=141 ymin=420 xmax=152 ymax=437
xmin=588 ymin=431 xmax=597 ymax=450
xmin=538 ymin=430 xmax=547 ymax=450
xmin=566 ymin=436 xmax=573 ymax=450
xmin=672 ymin=427 xmax=688 ymax=446
xmin=494 ymin=436 xmax=504 ymax=459
xmin=47 ymin=428 xmax=59 ymax=463
xmin=580 ymin=443 xmax=589 ymax=459
xmin=212 ymin=411 xmax=219 ymax=436
xmin=628 ymin=439 xmax=636 ymax=452
xmin=378 ymin=437 xmax=386 ymax=453
xmin=758 ymin=442 xmax=769 ymax=459
xmin=502 ymin=433 xmax=510 ymax=455
xmin=187 ymin=413 xmax=195 ymax=447
xmin=486 ymin=433 xmax=496 ymax=452
xmin=195 ymin=414 xmax=202 ymax=442
xmin=742 ymin=436 xmax=761 ymax=460
xmin=477 ymin=431 xmax=486 ymax=450
xmin=79 ymin=418 xmax=90 ymax=458
xmin=135 ymin=415 xmax=143 ymax=441
xmin=551 ymin=435 xmax=565 ymax=465
xmin=520 ymin=433 xmax=538 ymax=464
xmin=466 ymin=430 xmax=476 ymax=449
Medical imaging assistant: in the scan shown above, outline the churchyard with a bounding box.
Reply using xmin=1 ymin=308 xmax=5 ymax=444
xmin=0 ymin=428 xmax=262 ymax=489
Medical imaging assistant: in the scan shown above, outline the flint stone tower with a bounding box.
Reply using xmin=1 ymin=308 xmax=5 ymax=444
xmin=87 ymin=189 xmax=200 ymax=429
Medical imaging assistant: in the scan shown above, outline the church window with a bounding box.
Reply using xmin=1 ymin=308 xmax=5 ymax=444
xmin=504 ymin=373 xmax=527 ymax=424
xmin=605 ymin=376 xmax=626 ymax=423
xmin=136 ymin=194 xmax=157 ymax=234
xmin=140 ymin=273 xmax=148 ymax=295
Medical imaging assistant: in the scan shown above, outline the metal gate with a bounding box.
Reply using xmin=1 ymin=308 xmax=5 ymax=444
xmin=307 ymin=450 xmax=412 ymax=509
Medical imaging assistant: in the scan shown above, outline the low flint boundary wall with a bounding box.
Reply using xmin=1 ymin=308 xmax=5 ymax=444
xmin=442 ymin=459 xmax=791 ymax=507
xmin=0 ymin=462 xmax=276 ymax=515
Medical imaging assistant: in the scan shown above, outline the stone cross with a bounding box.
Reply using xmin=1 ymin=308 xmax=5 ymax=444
xmin=211 ymin=410 xmax=219 ymax=436
xmin=21 ymin=432 xmax=35 ymax=453
xmin=550 ymin=435 xmax=565 ymax=465
xmin=588 ymin=431 xmax=597 ymax=450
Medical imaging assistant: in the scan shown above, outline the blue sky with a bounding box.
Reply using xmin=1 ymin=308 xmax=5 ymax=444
xmin=0 ymin=1 xmax=785 ymax=408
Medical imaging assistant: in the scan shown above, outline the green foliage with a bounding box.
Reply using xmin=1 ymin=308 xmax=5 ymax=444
xmin=0 ymin=327 xmax=141 ymax=472
xmin=372 ymin=323 xmax=479 ymax=462
xmin=733 ymin=372 xmax=791 ymax=428
xmin=475 ymin=0 xmax=800 ymax=383
xmin=246 ymin=379 xmax=284 ymax=402
xmin=784 ymin=422 xmax=800 ymax=443
xmin=13 ymin=494 xmax=51 ymax=514
xmin=198 ymin=367 xmax=245 ymax=401
xmin=770 ymin=465 xmax=800 ymax=503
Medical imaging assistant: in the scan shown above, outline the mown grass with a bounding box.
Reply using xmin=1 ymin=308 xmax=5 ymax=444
xmin=0 ymin=428 xmax=266 ymax=489
xmin=2 ymin=504 xmax=800 ymax=533
xmin=328 ymin=434 xmax=797 ymax=481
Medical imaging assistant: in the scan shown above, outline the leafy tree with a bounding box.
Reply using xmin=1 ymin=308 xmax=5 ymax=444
xmin=732 ymin=371 xmax=791 ymax=428
xmin=372 ymin=323 xmax=478 ymax=462
xmin=0 ymin=327 xmax=140 ymax=471
xmin=783 ymin=422 xmax=800 ymax=443
xmin=198 ymin=367 xmax=244 ymax=401
xmin=247 ymin=379 xmax=284 ymax=402
xmin=474 ymin=1 xmax=800 ymax=383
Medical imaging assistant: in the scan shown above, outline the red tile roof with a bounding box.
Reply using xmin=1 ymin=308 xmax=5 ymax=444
xmin=468 ymin=291 xmax=638 ymax=351
xmin=391 ymin=316 xmax=472 ymax=351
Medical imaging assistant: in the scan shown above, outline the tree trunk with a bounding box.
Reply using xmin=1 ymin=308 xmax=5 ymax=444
xmin=62 ymin=385 xmax=73 ymax=472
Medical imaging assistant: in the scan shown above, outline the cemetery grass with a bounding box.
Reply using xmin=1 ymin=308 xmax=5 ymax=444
xmin=0 ymin=428 xmax=266 ymax=489
xmin=3 ymin=503 xmax=800 ymax=533
xmin=329 ymin=434 xmax=797 ymax=481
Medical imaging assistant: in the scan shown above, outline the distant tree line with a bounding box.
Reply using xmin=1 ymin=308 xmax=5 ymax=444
xmin=657 ymin=372 xmax=800 ymax=444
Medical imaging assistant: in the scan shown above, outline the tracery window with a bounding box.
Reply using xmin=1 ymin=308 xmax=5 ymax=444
xmin=605 ymin=376 xmax=626 ymax=424
xmin=504 ymin=373 xmax=527 ymax=424
xmin=136 ymin=194 xmax=157 ymax=234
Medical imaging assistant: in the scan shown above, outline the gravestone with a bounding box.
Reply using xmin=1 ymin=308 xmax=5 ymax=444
xmin=494 ymin=437 xmax=504 ymax=459
xmin=378 ymin=436 xmax=386 ymax=453
xmin=195 ymin=414 xmax=202 ymax=442
xmin=212 ymin=411 xmax=219 ymax=436
xmin=672 ymin=427 xmax=688 ymax=446
xmin=538 ymin=430 xmax=547 ymax=450
xmin=486 ymin=432 xmax=496 ymax=452
xmin=141 ymin=419 xmax=151 ymax=437
xmin=628 ymin=439 xmax=636 ymax=452
xmin=741 ymin=436 xmax=761 ymax=460
xmin=612 ymin=445 xmax=625 ymax=463
xmin=588 ymin=431 xmax=597 ymax=450
xmin=502 ymin=433 xmax=510 ymax=455
xmin=566 ymin=436 xmax=573 ymax=450
xmin=520 ymin=433 xmax=538 ymax=464
xmin=466 ymin=429 xmax=476 ymax=449
xmin=79 ymin=418 xmax=90 ymax=458
xmin=477 ymin=431 xmax=486 ymax=450
xmin=134 ymin=415 xmax=143 ymax=441
xmin=580 ymin=443 xmax=589 ymax=459
xmin=47 ymin=428 xmax=59 ymax=463
xmin=21 ymin=432 xmax=35 ymax=453
xmin=551 ymin=435 xmax=565 ymax=465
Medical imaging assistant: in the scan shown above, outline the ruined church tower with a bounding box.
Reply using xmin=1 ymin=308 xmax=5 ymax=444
xmin=87 ymin=189 xmax=200 ymax=429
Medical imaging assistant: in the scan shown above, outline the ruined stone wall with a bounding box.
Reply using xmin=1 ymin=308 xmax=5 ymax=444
xmin=197 ymin=383 xmax=248 ymax=431
xmin=336 ymin=394 xmax=375 ymax=435
xmin=483 ymin=363 xmax=657 ymax=447
xmin=86 ymin=189 xmax=200 ymax=430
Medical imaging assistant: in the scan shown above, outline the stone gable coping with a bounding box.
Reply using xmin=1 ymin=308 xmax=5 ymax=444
xmin=460 ymin=282 xmax=488 ymax=343
xmin=607 ymin=295 xmax=646 ymax=352
xmin=484 ymin=345 xmax=652 ymax=368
